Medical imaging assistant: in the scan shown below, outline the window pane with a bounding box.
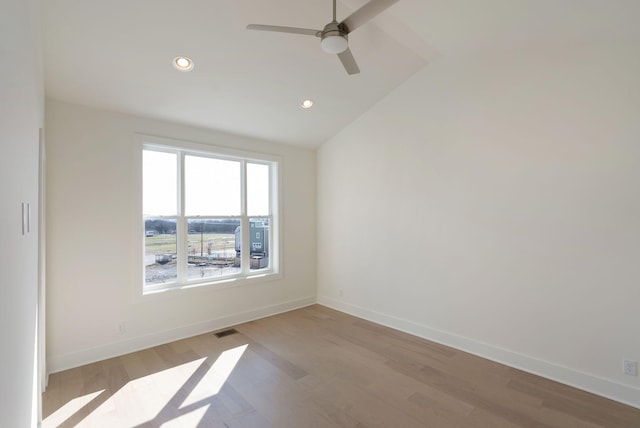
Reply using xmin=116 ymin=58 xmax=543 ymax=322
xmin=187 ymin=219 xmax=241 ymax=280
xmin=143 ymin=150 xmax=177 ymax=216
xmin=247 ymin=163 xmax=270 ymax=216
xmin=248 ymin=218 xmax=270 ymax=271
xmin=144 ymin=219 xmax=177 ymax=285
xmin=185 ymin=156 xmax=240 ymax=216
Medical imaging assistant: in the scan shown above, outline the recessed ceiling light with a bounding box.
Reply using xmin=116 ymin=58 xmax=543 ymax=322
xmin=173 ymin=56 xmax=194 ymax=72
xmin=301 ymin=99 xmax=314 ymax=109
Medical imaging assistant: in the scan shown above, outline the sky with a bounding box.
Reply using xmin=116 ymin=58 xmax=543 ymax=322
xmin=143 ymin=150 xmax=270 ymax=217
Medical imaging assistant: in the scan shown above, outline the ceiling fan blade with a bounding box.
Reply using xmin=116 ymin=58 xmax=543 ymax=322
xmin=340 ymin=0 xmax=400 ymax=33
xmin=337 ymin=48 xmax=360 ymax=75
xmin=246 ymin=24 xmax=321 ymax=37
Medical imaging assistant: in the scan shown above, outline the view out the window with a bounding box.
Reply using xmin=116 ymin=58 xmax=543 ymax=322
xmin=142 ymin=145 xmax=276 ymax=291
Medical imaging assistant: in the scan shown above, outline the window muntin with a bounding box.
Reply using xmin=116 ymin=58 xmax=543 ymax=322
xmin=142 ymin=144 xmax=277 ymax=292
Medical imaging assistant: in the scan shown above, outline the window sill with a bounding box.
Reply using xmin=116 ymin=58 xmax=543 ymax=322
xmin=140 ymin=270 xmax=282 ymax=298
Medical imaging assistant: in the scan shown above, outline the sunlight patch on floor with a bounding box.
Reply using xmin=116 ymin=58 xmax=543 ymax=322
xmin=89 ymin=357 xmax=207 ymax=425
xmin=182 ymin=344 xmax=248 ymax=407
xmin=52 ymin=358 xmax=206 ymax=427
xmin=43 ymin=389 xmax=104 ymax=427
xmin=43 ymin=345 xmax=251 ymax=427
xmin=160 ymin=404 xmax=211 ymax=427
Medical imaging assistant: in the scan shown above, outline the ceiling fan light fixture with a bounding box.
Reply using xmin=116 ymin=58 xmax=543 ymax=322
xmin=321 ymin=34 xmax=348 ymax=54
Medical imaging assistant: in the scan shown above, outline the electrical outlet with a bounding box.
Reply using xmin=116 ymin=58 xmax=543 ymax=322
xmin=118 ymin=321 xmax=127 ymax=335
xmin=623 ymin=360 xmax=637 ymax=376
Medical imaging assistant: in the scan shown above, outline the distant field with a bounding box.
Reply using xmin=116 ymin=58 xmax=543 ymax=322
xmin=145 ymin=233 xmax=235 ymax=256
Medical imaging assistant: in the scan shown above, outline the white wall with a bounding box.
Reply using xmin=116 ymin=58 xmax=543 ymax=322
xmin=0 ymin=0 xmax=43 ymax=426
xmin=318 ymin=41 xmax=640 ymax=407
xmin=46 ymin=100 xmax=316 ymax=372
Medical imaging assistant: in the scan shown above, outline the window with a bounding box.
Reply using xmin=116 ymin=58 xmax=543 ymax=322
xmin=141 ymin=139 xmax=279 ymax=292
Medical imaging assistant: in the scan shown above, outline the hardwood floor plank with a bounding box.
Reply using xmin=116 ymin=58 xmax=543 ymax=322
xmin=239 ymin=337 xmax=309 ymax=381
xmin=507 ymin=378 xmax=639 ymax=427
xmin=43 ymin=305 xmax=640 ymax=428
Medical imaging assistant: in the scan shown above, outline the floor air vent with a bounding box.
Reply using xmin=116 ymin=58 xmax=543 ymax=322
xmin=214 ymin=328 xmax=238 ymax=338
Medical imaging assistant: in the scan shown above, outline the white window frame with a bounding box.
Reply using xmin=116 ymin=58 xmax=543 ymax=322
xmin=134 ymin=135 xmax=281 ymax=295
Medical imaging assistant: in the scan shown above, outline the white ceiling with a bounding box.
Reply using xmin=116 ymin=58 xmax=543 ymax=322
xmin=43 ymin=0 xmax=640 ymax=148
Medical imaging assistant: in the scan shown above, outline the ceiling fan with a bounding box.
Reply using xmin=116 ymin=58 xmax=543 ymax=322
xmin=247 ymin=0 xmax=400 ymax=75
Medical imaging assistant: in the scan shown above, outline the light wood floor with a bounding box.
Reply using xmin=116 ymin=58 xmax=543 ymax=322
xmin=43 ymin=305 xmax=640 ymax=427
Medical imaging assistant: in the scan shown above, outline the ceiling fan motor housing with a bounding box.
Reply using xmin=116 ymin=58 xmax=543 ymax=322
xmin=321 ymin=21 xmax=348 ymax=54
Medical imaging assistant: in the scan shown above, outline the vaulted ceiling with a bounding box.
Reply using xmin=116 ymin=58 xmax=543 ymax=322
xmin=43 ymin=0 xmax=640 ymax=147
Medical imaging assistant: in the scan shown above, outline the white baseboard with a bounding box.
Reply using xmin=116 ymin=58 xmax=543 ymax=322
xmin=318 ymin=295 xmax=640 ymax=410
xmin=48 ymin=296 xmax=316 ymax=374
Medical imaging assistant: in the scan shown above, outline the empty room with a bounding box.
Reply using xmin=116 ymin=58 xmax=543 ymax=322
xmin=2 ymin=0 xmax=640 ymax=426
